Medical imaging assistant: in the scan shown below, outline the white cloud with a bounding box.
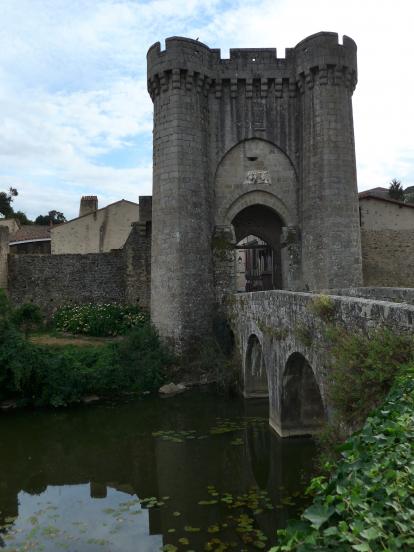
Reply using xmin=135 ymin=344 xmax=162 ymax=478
xmin=1 ymin=0 xmax=413 ymax=221
xmin=194 ymin=0 xmax=414 ymax=190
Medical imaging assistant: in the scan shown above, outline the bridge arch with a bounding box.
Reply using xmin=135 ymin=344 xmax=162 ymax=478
xmin=244 ymin=334 xmax=269 ymax=398
xmin=281 ymin=352 xmax=325 ymax=436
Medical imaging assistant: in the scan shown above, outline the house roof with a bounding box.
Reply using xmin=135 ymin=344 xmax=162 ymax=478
xmin=9 ymin=225 xmax=51 ymax=244
xmin=359 ymin=188 xmax=414 ymax=209
xmin=51 ymin=199 xmax=139 ymax=230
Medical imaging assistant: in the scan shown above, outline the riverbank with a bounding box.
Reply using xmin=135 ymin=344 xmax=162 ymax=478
xmin=0 ymin=292 xmax=239 ymax=409
xmin=0 ymin=310 xmax=171 ymax=407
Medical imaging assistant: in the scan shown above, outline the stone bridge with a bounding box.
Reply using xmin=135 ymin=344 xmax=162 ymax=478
xmin=227 ymin=289 xmax=414 ymax=437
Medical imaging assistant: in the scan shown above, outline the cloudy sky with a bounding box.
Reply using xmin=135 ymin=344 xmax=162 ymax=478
xmin=1 ymin=0 xmax=413 ymax=220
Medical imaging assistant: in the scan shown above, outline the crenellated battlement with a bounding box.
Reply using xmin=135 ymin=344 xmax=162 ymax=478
xmin=147 ymin=66 xmax=356 ymax=101
xmin=147 ymin=32 xmax=357 ymax=100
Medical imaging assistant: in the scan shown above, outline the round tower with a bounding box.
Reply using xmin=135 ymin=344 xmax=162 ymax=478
xmin=147 ymin=33 xmax=364 ymax=348
xmin=294 ymin=32 xmax=363 ymax=289
xmin=147 ymin=38 xmax=215 ymax=349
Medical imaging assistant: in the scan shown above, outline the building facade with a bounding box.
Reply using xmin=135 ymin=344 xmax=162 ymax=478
xmin=51 ymin=198 xmax=139 ymax=254
xmin=359 ymin=188 xmax=414 ymax=287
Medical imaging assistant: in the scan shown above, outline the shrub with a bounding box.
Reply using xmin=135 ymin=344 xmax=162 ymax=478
xmin=30 ymin=346 xmax=109 ymax=407
xmin=12 ymin=303 xmax=43 ymax=336
xmin=177 ymin=335 xmax=239 ymax=394
xmin=294 ymin=322 xmax=313 ymax=347
xmin=0 ymin=288 xmax=11 ymax=317
xmin=109 ymin=324 xmax=171 ymax=392
xmin=270 ymin=371 xmax=414 ymax=551
xmin=308 ymin=294 xmax=335 ymax=322
xmin=52 ymin=303 xmax=149 ymax=337
xmin=326 ymin=327 xmax=414 ymax=432
xmin=0 ymin=294 xmax=170 ymax=406
xmin=0 ymin=319 xmax=39 ymax=401
xmin=30 ymin=327 xmax=170 ymax=405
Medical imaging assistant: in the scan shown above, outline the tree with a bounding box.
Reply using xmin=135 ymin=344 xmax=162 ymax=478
xmin=0 ymin=187 xmax=18 ymax=218
xmin=35 ymin=210 xmax=66 ymax=225
xmin=14 ymin=211 xmax=33 ymax=225
xmin=388 ymin=178 xmax=405 ymax=201
xmin=404 ymin=186 xmax=414 ymax=204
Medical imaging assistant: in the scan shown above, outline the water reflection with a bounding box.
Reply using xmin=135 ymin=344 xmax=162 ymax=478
xmin=0 ymin=390 xmax=317 ymax=551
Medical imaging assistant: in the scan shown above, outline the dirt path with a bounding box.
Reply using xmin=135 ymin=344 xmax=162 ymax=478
xmin=29 ymin=334 xmax=121 ymax=347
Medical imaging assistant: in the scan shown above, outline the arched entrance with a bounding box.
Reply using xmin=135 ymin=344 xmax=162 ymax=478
xmin=213 ymin=139 xmax=297 ymax=294
xmin=281 ymin=353 xmax=325 ymax=436
xmin=232 ymin=204 xmax=284 ymax=290
xmin=244 ymin=334 xmax=268 ymax=398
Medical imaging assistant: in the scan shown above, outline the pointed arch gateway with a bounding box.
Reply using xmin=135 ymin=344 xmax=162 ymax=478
xmin=233 ymin=204 xmax=284 ymax=290
xmin=214 ymin=138 xmax=298 ymax=292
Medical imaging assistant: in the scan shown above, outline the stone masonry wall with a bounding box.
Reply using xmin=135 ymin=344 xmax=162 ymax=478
xmin=124 ymin=222 xmax=151 ymax=309
xmin=8 ymin=219 xmax=152 ymax=316
xmin=361 ymin=229 xmax=414 ymax=287
xmin=8 ymin=252 xmax=125 ymax=316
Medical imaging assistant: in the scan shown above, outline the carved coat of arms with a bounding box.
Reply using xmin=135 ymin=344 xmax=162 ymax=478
xmin=243 ymin=170 xmax=271 ymax=186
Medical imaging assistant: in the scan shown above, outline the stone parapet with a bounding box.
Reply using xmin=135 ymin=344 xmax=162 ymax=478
xmin=147 ymin=33 xmax=357 ymax=101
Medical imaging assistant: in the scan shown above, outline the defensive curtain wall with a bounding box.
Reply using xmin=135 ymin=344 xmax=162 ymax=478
xmin=148 ymin=32 xmax=363 ymax=349
xmin=228 ymin=289 xmax=414 ymax=437
xmin=7 ymin=199 xmax=152 ymax=315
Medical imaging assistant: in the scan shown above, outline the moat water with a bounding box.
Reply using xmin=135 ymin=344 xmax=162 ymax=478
xmin=0 ymin=390 xmax=317 ymax=551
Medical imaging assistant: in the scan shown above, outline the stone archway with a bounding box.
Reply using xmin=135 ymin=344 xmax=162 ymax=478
xmin=281 ymin=353 xmax=325 ymax=436
xmin=244 ymin=334 xmax=268 ymax=398
xmin=232 ymin=204 xmax=284 ymax=290
xmin=213 ymin=138 xmax=298 ymax=296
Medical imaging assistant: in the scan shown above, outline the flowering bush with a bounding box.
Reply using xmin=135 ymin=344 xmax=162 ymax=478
xmin=52 ymin=303 xmax=149 ymax=337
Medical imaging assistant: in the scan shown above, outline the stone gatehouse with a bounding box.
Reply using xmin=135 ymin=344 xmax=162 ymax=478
xmin=148 ymin=32 xmax=362 ymax=347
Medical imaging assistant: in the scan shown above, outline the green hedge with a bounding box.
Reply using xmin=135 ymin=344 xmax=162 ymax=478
xmin=270 ymin=371 xmax=414 ymax=551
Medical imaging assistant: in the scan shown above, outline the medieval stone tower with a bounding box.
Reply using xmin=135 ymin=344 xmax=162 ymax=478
xmin=147 ymin=32 xmax=363 ymax=348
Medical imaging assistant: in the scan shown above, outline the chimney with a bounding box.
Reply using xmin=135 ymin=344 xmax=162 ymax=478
xmin=79 ymin=196 xmax=98 ymax=217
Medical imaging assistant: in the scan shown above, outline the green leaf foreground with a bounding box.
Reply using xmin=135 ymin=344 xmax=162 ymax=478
xmin=270 ymin=371 xmax=414 ymax=551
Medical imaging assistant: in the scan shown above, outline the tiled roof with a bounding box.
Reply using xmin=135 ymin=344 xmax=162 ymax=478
xmin=358 ymin=187 xmax=389 ymax=199
xmin=359 ymin=188 xmax=414 ymax=208
xmin=9 ymin=225 xmax=51 ymax=243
